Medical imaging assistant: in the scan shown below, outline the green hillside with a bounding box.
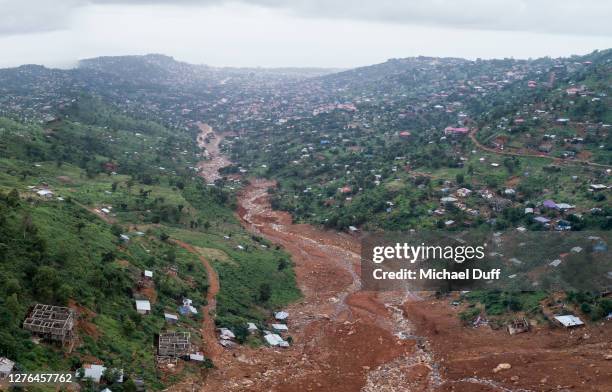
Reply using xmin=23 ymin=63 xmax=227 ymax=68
xmin=0 ymin=98 xmax=299 ymax=390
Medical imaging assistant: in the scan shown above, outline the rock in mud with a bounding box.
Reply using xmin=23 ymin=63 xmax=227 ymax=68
xmin=492 ymin=363 xmax=511 ymax=373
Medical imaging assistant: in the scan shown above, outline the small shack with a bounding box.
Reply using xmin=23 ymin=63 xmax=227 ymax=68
xmin=164 ymin=313 xmax=179 ymax=324
xmin=271 ymin=323 xmax=289 ymax=333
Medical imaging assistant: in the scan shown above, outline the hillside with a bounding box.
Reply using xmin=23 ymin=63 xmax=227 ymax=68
xmin=0 ymin=49 xmax=610 ymax=391
xmin=0 ymin=98 xmax=299 ymax=390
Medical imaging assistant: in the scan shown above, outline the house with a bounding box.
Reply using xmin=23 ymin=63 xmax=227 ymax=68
xmin=36 ymin=189 xmax=54 ymax=198
xmin=133 ymin=378 xmax=145 ymax=392
xmin=219 ymin=328 xmax=235 ymax=340
xmin=348 ymin=225 xmax=359 ymax=233
xmin=554 ymin=315 xmax=584 ymax=328
xmin=504 ymin=188 xmax=516 ymax=197
xmin=274 ymin=311 xmax=289 ymax=321
xmin=556 ymin=203 xmax=574 ymax=211
xmin=456 ymin=188 xmax=472 ymax=197
xmin=444 ymin=127 xmax=469 ymax=136
xmin=247 ymin=322 xmax=258 ymax=333
xmin=271 ymin=323 xmax=289 ymax=333
xmin=119 ymin=234 xmax=130 ymax=242
xmin=549 ymin=259 xmax=562 ymax=267
xmin=77 ymin=364 xmax=123 ymax=383
xmin=135 ymin=299 xmax=151 ymax=315
xmin=264 ymin=333 xmax=289 ymax=347
xmin=164 ymin=313 xmax=179 ymax=324
xmin=538 ymin=144 xmax=553 ymax=153
xmin=524 ymin=207 xmax=534 ymax=214
xmin=556 ymin=220 xmax=572 ymax=231
xmin=0 ymin=357 xmax=14 ymax=379
xmin=189 ymin=352 xmax=205 ymax=362
xmin=179 ymin=298 xmax=198 ymax=316
xmin=398 ymin=130 xmax=411 ymax=138
xmin=440 ymin=196 xmax=458 ymax=204
xmin=542 ymin=200 xmax=557 ymax=209
xmin=143 ymin=270 xmax=153 ymax=279
xmin=534 ymin=216 xmax=551 ymax=225
xmin=589 ymin=184 xmax=607 ymax=191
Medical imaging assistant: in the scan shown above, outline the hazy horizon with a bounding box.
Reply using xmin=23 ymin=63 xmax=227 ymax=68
xmin=1 ymin=1 xmax=611 ymax=69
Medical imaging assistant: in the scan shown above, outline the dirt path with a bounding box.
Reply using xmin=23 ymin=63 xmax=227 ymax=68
xmin=171 ymin=239 xmax=223 ymax=361
xmin=469 ymin=127 xmax=612 ymax=169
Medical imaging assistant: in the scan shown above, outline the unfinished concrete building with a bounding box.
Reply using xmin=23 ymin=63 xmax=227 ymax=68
xmin=158 ymin=332 xmax=191 ymax=358
xmin=507 ymin=318 xmax=530 ymax=335
xmin=23 ymin=304 xmax=76 ymax=345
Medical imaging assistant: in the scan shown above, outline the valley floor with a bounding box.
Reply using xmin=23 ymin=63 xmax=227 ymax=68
xmin=171 ymin=125 xmax=612 ymax=392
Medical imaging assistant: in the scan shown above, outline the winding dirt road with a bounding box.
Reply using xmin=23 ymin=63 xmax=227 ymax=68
xmin=469 ymin=128 xmax=612 ymax=170
xmin=171 ymin=239 xmax=223 ymax=361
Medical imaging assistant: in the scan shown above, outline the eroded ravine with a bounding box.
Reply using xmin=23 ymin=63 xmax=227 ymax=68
xmin=188 ymin=125 xmax=442 ymax=392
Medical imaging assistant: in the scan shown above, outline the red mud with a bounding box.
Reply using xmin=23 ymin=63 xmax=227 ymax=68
xmin=169 ymin=124 xmax=612 ymax=392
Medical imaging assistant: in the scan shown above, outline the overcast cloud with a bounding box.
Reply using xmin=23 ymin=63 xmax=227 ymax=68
xmin=0 ymin=0 xmax=610 ymax=68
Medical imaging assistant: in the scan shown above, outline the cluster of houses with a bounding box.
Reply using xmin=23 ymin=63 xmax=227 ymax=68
xmin=215 ymin=310 xmax=292 ymax=349
xmin=27 ymin=184 xmax=63 ymax=201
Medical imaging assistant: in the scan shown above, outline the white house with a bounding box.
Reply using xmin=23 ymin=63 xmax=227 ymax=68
xmin=554 ymin=315 xmax=584 ymax=328
xmin=274 ymin=311 xmax=289 ymax=321
xmin=271 ymin=323 xmax=289 ymax=332
xmin=219 ymin=328 xmax=235 ymax=340
xmin=264 ymin=333 xmax=289 ymax=347
xmin=135 ymin=299 xmax=151 ymax=315
xmin=0 ymin=357 xmax=14 ymax=379
xmin=36 ymin=189 xmax=54 ymax=198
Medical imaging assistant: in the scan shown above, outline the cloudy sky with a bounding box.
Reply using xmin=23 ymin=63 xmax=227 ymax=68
xmin=0 ymin=0 xmax=611 ymax=69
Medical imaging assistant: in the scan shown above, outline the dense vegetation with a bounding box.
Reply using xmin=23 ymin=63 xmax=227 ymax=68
xmin=0 ymin=98 xmax=299 ymax=390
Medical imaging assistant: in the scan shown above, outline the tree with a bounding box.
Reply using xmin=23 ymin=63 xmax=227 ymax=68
xmin=5 ymin=294 xmax=21 ymax=324
xmin=455 ymin=173 xmax=465 ymax=185
xmin=33 ymin=266 xmax=58 ymax=302
xmin=110 ymin=224 xmax=123 ymax=238
xmin=7 ymin=189 xmax=20 ymax=207
xmin=258 ymin=283 xmax=271 ymax=303
xmin=278 ymin=259 xmax=289 ymax=271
